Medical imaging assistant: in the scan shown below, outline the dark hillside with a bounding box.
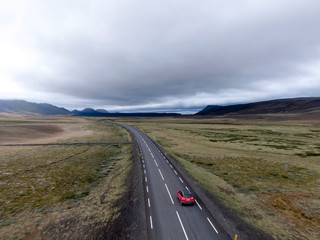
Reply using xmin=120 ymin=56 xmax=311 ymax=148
xmin=0 ymin=100 xmax=70 ymax=115
xmin=197 ymin=97 xmax=320 ymax=115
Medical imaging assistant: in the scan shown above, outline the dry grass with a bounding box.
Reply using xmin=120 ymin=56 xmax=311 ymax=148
xmin=117 ymin=117 xmax=320 ymax=240
xmin=0 ymin=116 xmax=131 ymax=239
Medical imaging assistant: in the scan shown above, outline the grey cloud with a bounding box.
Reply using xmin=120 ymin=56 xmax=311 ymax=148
xmin=4 ymin=0 xmax=320 ymax=111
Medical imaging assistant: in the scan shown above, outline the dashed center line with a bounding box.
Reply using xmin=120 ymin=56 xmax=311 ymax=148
xmin=174 ymin=170 xmax=178 ymax=175
xmin=165 ymin=183 xmax=174 ymax=205
xmin=179 ymin=177 xmax=184 ymax=183
xmin=170 ymin=164 xmax=173 ymax=168
xmin=176 ymin=211 xmax=189 ymax=240
xmin=195 ymin=199 xmax=202 ymax=210
xmin=145 ymin=177 xmax=147 ymax=182
xmin=148 ymin=198 xmax=150 ymax=208
xmin=154 ymin=159 xmax=158 ymax=167
xmin=150 ymin=216 xmax=153 ymax=229
xmin=146 ymin=186 xmax=149 ymax=192
xmin=158 ymin=169 xmax=164 ymax=180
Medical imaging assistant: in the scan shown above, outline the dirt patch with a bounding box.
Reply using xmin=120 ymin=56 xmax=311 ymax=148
xmin=0 ymin=124 xmax=92 ymax=145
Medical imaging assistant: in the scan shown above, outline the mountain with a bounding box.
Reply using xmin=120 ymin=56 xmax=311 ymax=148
xmin=72 ymin=108 xmax=107 ymax=116
xmin=197 ymin=97 xmax=320 ymax=115
xmin=0 ymin=100 xmax=179 ymax=117
xmin=0 ymin=100 xmax=70 ymax=115
xmin=96 ymin=109 xmax=109 ymax=113
xmin=71 ymin=108 xmax=180 ymax=117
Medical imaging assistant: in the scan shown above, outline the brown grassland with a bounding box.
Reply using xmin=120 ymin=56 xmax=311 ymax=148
xmin=0 ymin=115 xmax=132 ymax=239
xmin=117 ymin=116 xmax=320 ymax=240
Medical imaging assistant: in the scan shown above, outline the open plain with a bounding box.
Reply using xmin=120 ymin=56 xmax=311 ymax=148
xmin=0 ymin=114 xmax=135 ymax=239
xmin=1 ymin=113 xmax=319 ymax=239
xmin=118 ymin=116 xmax=320 ymax=240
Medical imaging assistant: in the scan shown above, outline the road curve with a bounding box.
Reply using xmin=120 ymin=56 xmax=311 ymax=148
xmin=119 ymin=123 xmax=231 ymax=240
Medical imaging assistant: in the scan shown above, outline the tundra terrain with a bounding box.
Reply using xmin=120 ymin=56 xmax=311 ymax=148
xmin=0 ymin=114 xmax=142 ymax=239
xmin=117 ymin=116 xmax=320 ymax=240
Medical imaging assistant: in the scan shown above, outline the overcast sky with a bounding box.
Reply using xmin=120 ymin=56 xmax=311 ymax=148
xmin=1 ymin=0 xmax=319 ymax=113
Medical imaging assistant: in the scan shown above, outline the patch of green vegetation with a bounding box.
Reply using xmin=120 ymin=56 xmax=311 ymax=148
xmin=199 ymin=131 xmax=260 ymax=143
xmin=293 ymin=133 xmax=317 ymax=138
xmin=310 ymin=129 xmax=320 ymax=133
xmin=0 ymin=145 xmax=120 ymax=214
xmin=247 ymin=129 xmax=284 ymax=136
xmin=296 ymin=151 xmax=320 ymax=157
xmin=185 ymin=154 xmax=319 ymax=194
xmin=0 ymin=220 xmax=16 ymax=227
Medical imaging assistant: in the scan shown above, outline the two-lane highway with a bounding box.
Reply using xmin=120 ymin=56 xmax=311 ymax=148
xmin=120 ymin=123 xmax=231 ymax=240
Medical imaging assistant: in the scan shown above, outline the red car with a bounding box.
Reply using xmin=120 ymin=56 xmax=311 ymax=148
xmin=177 ymin=189 xmax=194 ymax=205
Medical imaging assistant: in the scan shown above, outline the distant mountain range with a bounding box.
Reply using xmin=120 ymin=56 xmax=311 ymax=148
xmin=197 ymin=97 xmax=320 ymax=115
xmin=0 ymin=100 xmax=70 ymax=115
xmin=1 ymin=98 xmax=319 ymax=117
xmin=71 ymin=108 xmax=180 ymax=117
xmin=0 ymin=100 xmax=180 ymax=117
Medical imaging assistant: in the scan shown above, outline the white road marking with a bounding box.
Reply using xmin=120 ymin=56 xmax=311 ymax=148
xmin=150 ymin=216 xmax=153 ymax=229
xmin=165 ymin=183 xmax=174 ymax=205
xmin=148 ymin=198 xmax=150 ymax=208
xmin=207 ymin=218 xmax=219 ymax=234
xmin=179 ymin=177 xmax=184 ymax=183
xmin=166 ymin=160 xmax=169 ymax=163
xmin=176 ymin=211 xmax=189 ymax=240
xmin=154 ymin=159 xmax=158 ymax=167
xmin=144 ymin=170 xmax=146 ymax=175
xmin=151 ymin=153 xmax=154 ymax=158
xmin=143 ymin=164 xmax=145 ymax=168
xmin=146 ymin=186 xmax=149 ymax=192
xmin=158 ymin=169 xmax=164 ymax=180
xmin=145 ymin=177 xmax=147 ymax=182
xmin=174 ymin=170 xmax=178 ymax=175
xmin=185 ymin=186 xmax=189 ymax=191
xmin=170 ymin=164 xmax=173 ymax=168
xmin=195 ymin=199 xmax=202 ymax=210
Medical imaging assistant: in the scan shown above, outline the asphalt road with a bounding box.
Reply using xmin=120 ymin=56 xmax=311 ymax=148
xmin=119 ymin=124 xmax=231 ymax=240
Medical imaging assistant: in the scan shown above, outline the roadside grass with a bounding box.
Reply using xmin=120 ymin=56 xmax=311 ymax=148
xmin=0 ymin=118 xmax=132 ymax=239
xmin=118 ymin=117 xmax=320 ymax=240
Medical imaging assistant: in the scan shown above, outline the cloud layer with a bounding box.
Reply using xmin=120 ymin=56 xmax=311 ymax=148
xmin=1 ymin=0 xmax=320 ymax=112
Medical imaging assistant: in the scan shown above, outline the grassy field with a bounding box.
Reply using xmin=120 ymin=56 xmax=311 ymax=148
xmin=118 ymin=117 xmax=320 ymax=240
xmin=0 ymin=116 xmax=132 ymax=239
